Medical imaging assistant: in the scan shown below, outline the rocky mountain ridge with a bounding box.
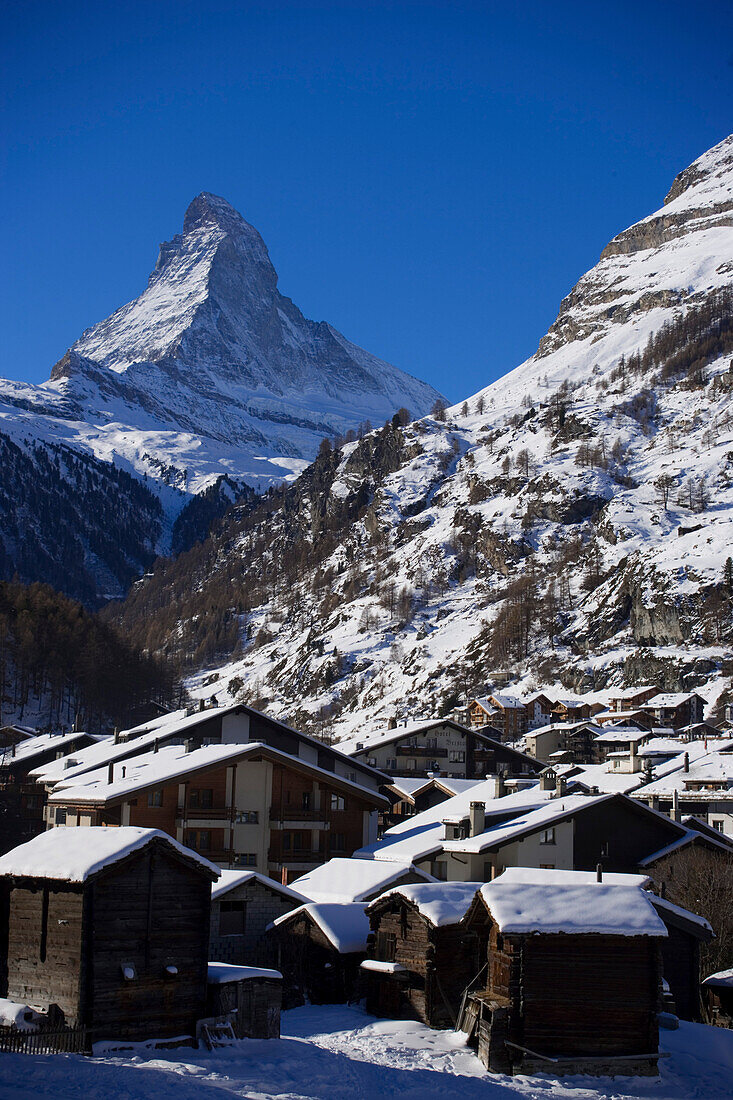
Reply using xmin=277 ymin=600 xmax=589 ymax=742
xmin=106 ymin=134 xmax=733 ymax=735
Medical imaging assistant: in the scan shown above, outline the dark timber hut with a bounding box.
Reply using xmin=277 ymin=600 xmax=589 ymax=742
xmin=650 ymin=895 xmax=714 ymax=1022
xmin=461 ymin=868 xmax=667 ymax=1077
xmin=268 ymin=902 xmax=369 ymax=1008
xmin=0 ymin=827 xmax=218 ymax=1043
xmin=363 ymin=882 xmax=482 ymax=1028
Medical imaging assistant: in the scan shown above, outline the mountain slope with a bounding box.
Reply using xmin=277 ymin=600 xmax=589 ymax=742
xmin=106 ymin=135 xmax=733 ymax=732
xmin=0 ymin=194 xmax=441 ymax=601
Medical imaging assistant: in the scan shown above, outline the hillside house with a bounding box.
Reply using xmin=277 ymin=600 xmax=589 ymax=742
xmin=702 ymin=968 xmax=733 ymax=1027
xmin=525 ymin=721 xmax=602 ymax=764
xmin=632 ymin=743 xmax=733 ymax=837
xmin=362 ymin=881 xmax=481 ymax=1027
xmin=642 ymin=693 xmax=706 ymax=730
xmin=46 ymin=740 xmax=388 ymax=881
xmin=209 ymin=870 xmax=305 ymax=966
xmin=523 ymin=693 xmax=556 ymax=731
xmin=467 ymin=696 xmax=526 ymax=742
xmin=337 ymin=719 xmax=540 ymax=781
xmin=609 ymin=686 xmax=658 ymax=712
xmin=461 ymin=868 xmax=666 ymax=1076
xmin=269 ymin=902 xmax=369 ymax=1007
xmin=549 ymin=697 xmax=599 ymax=724
xmin=0 ymin=827 xmax=217 ymax=1042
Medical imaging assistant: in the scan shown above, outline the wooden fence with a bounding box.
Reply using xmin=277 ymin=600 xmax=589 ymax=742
xmin=0 ymin=1025 xmax=89 ymax=1055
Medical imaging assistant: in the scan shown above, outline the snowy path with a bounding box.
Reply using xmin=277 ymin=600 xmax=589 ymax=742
xmin=0 ymin=1006 xmax=731 ymax=1100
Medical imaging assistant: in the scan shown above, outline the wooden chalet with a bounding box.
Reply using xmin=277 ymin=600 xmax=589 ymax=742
xmin=268 ymin=902 xmax=370 ymax=1008
xmin=467 ymin=696 xmax=526 ymax=742
xmin=642 ymin=693 xmax=706 ymax=730
xmin=362 ymin=882 xmax=481 ymax=1028
xmin=650 ymin=895 xmax=714 ymax=1022
xmin=461 ymin=868 xmax=667 ymax=1076
xmin=204 ymin=962 xmax=282 ymax=1040
xmin=46 ymin=740 xmax=388 ymax=882
xmin=0 ymin=827 xmax=218 ymax=1043
xmin=210 ymin=869 xmax=305 ymax=966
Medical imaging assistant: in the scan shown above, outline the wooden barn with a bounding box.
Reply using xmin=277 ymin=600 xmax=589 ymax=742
xmin=461 ymin=868 xmax=667 ymax=1076
xmin=268 ymin=902 xmax=369 ymax=1008
xmin=210 ymin=870 xmax=305 ymax=967
xmin=363 ymin=881 xmax=482 ymax=1028
xmin=702 ymin=968 xmax=733 ymax=1028
xmin=204 ymin=963 xmax=282 ymax=1040
xmin=0 ymin=826 xmax=218 ymax=1043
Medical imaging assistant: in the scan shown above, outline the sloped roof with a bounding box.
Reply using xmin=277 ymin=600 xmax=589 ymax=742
xmin=290 ymin=858 xmax=433 ymax=903
xmin=368 ymin=881 xmax=482 ymax=926
xmin=272 ymin=902 xmax=370 ymax=953
xmin=211 ymin=868 xmax=306 ymax=903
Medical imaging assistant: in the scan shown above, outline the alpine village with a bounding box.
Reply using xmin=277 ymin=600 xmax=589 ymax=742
xmin=2 ymin=122 xmax=733 ymax=1092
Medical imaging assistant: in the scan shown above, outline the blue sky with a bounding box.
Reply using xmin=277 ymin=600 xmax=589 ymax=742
xmin=2 ymin=0 xmax=732 ymax=400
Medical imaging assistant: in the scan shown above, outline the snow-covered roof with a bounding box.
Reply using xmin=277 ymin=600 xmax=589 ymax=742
xmin=0 ymin=998 xmax=43 ymax=1032
xmin=0 ymin=731 xmax=89 ymax=767
xmin=385 ymin=777 xmax=428 ymax=799
xmin=488 ymin=693 xmax=524 ymax=710
xmin=290 ymin=858 xmax=432 ymax=904
xmin=479 ymin=868 xmax=668 ymax=937
xmin=634 ymin=744 xmax=733 ymax=796
xmin=211 ymin=868 xmax=306 ymax=903
xmin=702 ymin=968 xmax=733 ymax=989
xmin=31 ymin=726 xmax=182 ymax=785
xmin=368 ymin=881 xmax=482 ymax=926
xmin=0 ymin=826 xmax=219 ymax=882
xmin=442 ymin=792 xmax=609 ymax=855
xmin=272 ymin=902 xmax=370 ymax=952
xmin=49 ymin=740 xmax=387 ymax=806
xmin=595 ymin=726 xmax=651 ymax=743
xmin=650 ymin=894 xmax=713 ymax=935
xmin=610 ymin=685 xmax=657 ymax=700
xmin=207 ymin=962 xmax=282 ymax=984
xmin=354 ymin=779 xmax=554 ymax=864
xmin=646 ymin=692 xmax=700 ymax=708
xmin=490 ymin=867 xmax=651 ymax=887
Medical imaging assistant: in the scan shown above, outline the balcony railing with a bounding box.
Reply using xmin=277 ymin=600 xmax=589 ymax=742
xmin=395 ymin=746 xmax=448 ymax=757
xmin=180 ymin=807 xmax=231 ymax=820
xmin=269 ymin=808 xmax=327 ymax=821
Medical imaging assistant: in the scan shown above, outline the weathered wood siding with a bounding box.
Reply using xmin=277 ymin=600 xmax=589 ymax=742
xmin=270 ymin=913 xmax=362 ymax=1008
xmin=88 ymin=845 xmax=211 ymax=1040
xmin=209 ymin=879 xmax=299 ymax=965
xmin=5 ymin=883 xmax=85 ymax=1023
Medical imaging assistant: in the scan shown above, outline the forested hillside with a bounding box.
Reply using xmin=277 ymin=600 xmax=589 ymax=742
xmin=0 ymin=581 xmax=175 ymax=732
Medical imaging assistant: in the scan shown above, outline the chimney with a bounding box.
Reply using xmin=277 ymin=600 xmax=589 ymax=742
xmin=355 ymin=742 xmax=364 ymax=751
xmin=281 ymin=866 xmax=288 ymax=886
xmin=684 ymin=752 xmax=689 ymax=773
xmin=494 ymin=773 xmax=506 ymax=799
xmin=672 ymin=788 xmax=680 ymax=822
xmin=388 ymin=717 xmax=397 ymax=730
xmin=108 ymin=762 xmax=114 ymax=784
xmin=199 ymin=699 xmax=206 ymax=712
xmin=555 ymin=775 xmax=567 ymax=797
xmin=469 ymin=801 xmax=485 ymax=837
xmin=540 ymin=769 xmax=555 ymax=791
xmin=154 ymin=738 xmax=159 ymax=754
xmin=113 ymin=727 xmax=120 ymax=744
xmin=596 ymin=863 xmax=603 ymax=882
xmin=185 ymin=738 xmax=195 ymax=754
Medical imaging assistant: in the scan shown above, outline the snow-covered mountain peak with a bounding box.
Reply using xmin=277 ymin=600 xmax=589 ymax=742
xmin=664 ymin=133 xmax=733 ymax=206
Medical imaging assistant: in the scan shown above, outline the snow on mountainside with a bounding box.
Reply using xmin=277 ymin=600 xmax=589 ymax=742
xmin=112 ymin=134 xmax=733 ymax=734
xmin=0 ymin=194 xmax=440 ymax=601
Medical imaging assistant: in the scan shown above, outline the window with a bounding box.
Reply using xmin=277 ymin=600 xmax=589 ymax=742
xmin=189 ymin=788 xmax=213 ymax=809
xmin=284 ymin=831 xmax=309 ymax=852
xmin=236 ymin=810 xmax=259 ymax=824
xmin=302 ymin=792 xmax=311 ymax=811
xmin=712 ymin=820 xmax=725 ymax=832
xmin=539 ymin=827 xmax=556 ymax=845
xmin=449 ymin=751 xmax=465 ymax=763
xmin=387 ymin=759 xmax=397 ymax=771
xmin=367 ymin=757 xmax=377 ymax=767
xmin=332 ymin=832 xmax=346 ymax=851
xmin=219 ymin=900 xmax=246 ymax=936
xmin=235 ymin=853 xmax=257 ymax=867
xmin=483 ymin=862 xmax=494 ymax=881
xmin=55 ymin=809 xmax=66 ymax=826
xmin=148 ymin=789 xmax=163 ymax=807
xmin=185 ymin=830 xmax=211 ymax=851
xmin=330 ymin=794 xmax=345 ymax=811
xmin=375 ymin=931 xmax=396 ymax=962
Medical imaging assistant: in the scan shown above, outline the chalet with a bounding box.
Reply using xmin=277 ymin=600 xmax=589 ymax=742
xmin=525 ymin=721 xmax=602 ymax=763
xmin=641 ymin=693 xmax=706 ymax=730
xmin=523 ymin=693 xmax=556 ymax=732
xmin=702 ymin=968 xmax=733 ymax=1027
xmin=608 ymin=685 xmax=658 ymax=712
xmin=632 ymin=743 xmax=733 ymax=837
xmin=0 ymin=827 xmax=217 ymax=1042
xmin=204 ymin=962 xmax=282 ymax=1040
xmin=336 ymin=719 xmax=540 ymax=781
xmin=0 ymin=732 xmax=98 ymax=853
xmin=0 ymin=725 xmax=37 ymax=750
xmin=593 ymin=726 xmax=654 ymax=763
xmin=467 ymin=696 xmax=526 ymax=741
xmin=461 ymin=868 xmax=667 ymax=1076
xmin=433 ymin=791 xmax=701 ymax=883
xmin=46 ymin=740 xmax=388 ymax=881
xmin=210 ymin=869 xmax=305 ymax=966
xmin=549 ymin=697 xmax=599 ymax=724
xmin=269 ymin=902 xmax=369 ymax=1007
xmin=593 ymin=709 xmax=656 ymax=732
xmin=289 ymin=857 xmax=434 ymax=903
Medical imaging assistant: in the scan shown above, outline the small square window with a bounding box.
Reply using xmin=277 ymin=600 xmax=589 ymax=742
xmin=330 ymin=794 xmax=345 ymax=811
xmin=148 ymin=790 xmax=164 ymax=807
xmin=540 ymin=828 xmax=556 ymax=845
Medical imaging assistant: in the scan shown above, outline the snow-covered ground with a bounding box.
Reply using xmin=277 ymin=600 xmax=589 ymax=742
xmin=0 ymin=1005 xmax=731 ymax=1100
